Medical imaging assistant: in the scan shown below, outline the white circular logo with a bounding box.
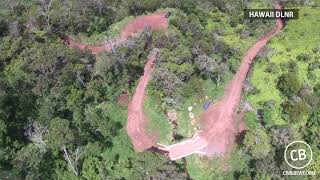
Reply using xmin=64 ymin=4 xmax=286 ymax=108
xmin=284 ymin=141 xmax=313 ymax=169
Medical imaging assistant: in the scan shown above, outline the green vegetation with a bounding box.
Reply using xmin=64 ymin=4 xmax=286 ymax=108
xmin=71 ymin=16 xmax=135 ymax=45
xmin=144 ymin=92 xmax=173 ymax=143
xmin=247 ymin=7 xmax=320 ymax=127
xmin=148 ymin=1 xmax=270 ymax=145
xmin=242 ymin=6 xmax=320 ymax=179
xmin=244 ymin=111 xmax=259 ymax=129
xmin=186 ymin=148 xmax=251 ymax=180
xmin=244 ymin=129 xmax=271 ymax=159
xmin=0 ymin=0 xmax=319 ymax=179
xmin=186 ymin=156 xmax=231 ymax=180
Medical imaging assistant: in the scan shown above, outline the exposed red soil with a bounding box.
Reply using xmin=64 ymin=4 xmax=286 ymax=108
xmin=199 ymin=2 xmax=284 ymax=156
xmin=161 ymin=2 xmax=284 ymax=160
xmin=66 ymin=36 xmax=121 ymax=54
xmin=126 ymin=49 xmax=160 ymax=151
xmin=120 ymin=12 xmax=168 ymax=39
xmin=66 ymin=12 xmax=168 ymax=55
xmin=117 ymin=92 xmax=130 ymax=107
xmin=66 ymin=3 xmax=284 ymax=160
xmin=65 ymin=12 xmax=168 ymax=152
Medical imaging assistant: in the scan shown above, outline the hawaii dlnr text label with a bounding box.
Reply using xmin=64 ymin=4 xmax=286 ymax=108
xmin=244 ymin=9 xmax=299 ymax=19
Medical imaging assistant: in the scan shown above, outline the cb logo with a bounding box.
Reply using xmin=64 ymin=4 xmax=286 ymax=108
xmin=284 ymin=141 xmax=313 ymax=169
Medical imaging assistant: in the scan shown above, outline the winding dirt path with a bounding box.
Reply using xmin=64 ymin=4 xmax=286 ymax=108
xmin=66 ymin=12 xmax=168 ymax=151
xmin=127 ymin=49 xmax=160 ymax=151
xmin=160 ymin=2 xmax=284 ymax=160
xmin=67 ymin=2 xmax=284 ymax=160
xmin=66 ymin=12 xmax=168 ymax=54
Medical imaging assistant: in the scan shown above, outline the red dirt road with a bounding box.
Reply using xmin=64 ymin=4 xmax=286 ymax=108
xmin=67 ymin=4 xmax=284 ymax=160
xmin=66 ymin=36 xmax=122 ymax=54
xmin=161 ymin=2 xmax=284 ymax=160
xmin=127 ymin=49 xmax=160 ymax=151
xmin=65 ymin=12 xmax=168 ymax=152
xmin=120 ymin=12 xmax=168 ymax=39
xmin=66 ymin=12 xmax=168 ymax=55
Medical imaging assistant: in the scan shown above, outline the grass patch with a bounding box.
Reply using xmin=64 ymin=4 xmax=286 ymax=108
xmin=107 ymin=16 xmax=134 ymax=38
xmin=186 ymin=148 xmax=251 ymax=180
xmin=69 ymin=16 xmax=134 ymax=45
xmin=105 ymin=102 xmax=128 ymax=125
xmin=176 ymin=75 xmax=232 ymax=139
xmin=144 ymin=92 xmax=173 ymax=144
xmin=246 ymin=7 xmax=320 ymax=127
xmin=183 ymin=3 xmax=276 ymax=178
xmin=186 ymin=156 xmax=231 ymax=180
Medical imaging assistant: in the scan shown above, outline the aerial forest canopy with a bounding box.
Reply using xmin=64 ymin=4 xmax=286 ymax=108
xmin=0 ymin=0 xmax=319 ymax=179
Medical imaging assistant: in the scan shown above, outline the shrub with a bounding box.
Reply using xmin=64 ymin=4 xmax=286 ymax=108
xmin=244 ymin=112 xmax=258 ymax=130
xmin=281 ymin=100 xmax=310 ymax=123
xmin=297 ymin=53 xmax=312 ymax=62
xmin=243 ymin=129 xmax=271 ymax=159
xmin=277 ymin=72 xmax=301 ymax=96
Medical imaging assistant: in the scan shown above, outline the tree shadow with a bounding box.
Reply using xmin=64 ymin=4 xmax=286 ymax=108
xmin=235 ymin=130 xmax=247 ymax=145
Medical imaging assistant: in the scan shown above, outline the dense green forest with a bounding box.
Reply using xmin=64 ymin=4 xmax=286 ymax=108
xmin=0 ymin=0 xmax=319 ymax=179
